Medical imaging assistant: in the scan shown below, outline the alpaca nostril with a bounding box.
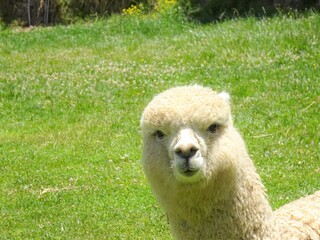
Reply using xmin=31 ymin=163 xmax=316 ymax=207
xmin=175 ymin=146 xmax=198 ymax=159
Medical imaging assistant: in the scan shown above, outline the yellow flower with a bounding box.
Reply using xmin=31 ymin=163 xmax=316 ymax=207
xmin=155 ymin=0 xmax=177 ymax=12
xmin=122 ymin=4 xmax=142 ymax=16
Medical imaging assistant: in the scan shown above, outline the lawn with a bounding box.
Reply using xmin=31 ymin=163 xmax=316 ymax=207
xmin=0 ymin=12 xmax=319 ymax=239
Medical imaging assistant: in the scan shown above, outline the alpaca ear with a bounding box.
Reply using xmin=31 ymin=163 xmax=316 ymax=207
xmin=217 ymin=91 xmax=230 ymax=102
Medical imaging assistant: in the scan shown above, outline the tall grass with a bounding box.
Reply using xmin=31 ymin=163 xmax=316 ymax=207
xmin=0 ymin=11 xmax=319 ymax=239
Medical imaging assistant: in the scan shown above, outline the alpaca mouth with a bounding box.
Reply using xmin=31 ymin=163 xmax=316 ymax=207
xmin=181 ymin=169 xmax=199 ymax=177
xmin=173 ymin=157 xmax=204 ymax=183
xmin=173 ymin=164 xmax=203 ymax=183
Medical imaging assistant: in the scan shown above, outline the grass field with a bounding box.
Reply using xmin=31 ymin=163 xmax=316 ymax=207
xmin=0 ymin=11 xmax=319 ymax=239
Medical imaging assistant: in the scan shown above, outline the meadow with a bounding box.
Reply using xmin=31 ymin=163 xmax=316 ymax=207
xmin=0 ymin=11 xmax=319 ymax=239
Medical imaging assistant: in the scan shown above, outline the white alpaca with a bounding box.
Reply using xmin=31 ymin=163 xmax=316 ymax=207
xmin=140 ymin=85 xmax=320 ymax=240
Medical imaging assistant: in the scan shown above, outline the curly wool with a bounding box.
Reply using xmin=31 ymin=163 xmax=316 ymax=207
xmin=141 ymin=85 xmax=320 ymax=240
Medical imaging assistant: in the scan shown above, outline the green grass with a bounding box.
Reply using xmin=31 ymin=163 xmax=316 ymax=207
xmin=0 ymin=12 xmax=319 ymax=239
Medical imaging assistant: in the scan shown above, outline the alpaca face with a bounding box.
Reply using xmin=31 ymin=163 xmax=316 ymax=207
xmin=164 ymin=127 xmax=206 ymax=183
xmin=141 ymin=86 xmax=233 ymax=185
xmin=152 ymin=122 xmax=229 ymax=184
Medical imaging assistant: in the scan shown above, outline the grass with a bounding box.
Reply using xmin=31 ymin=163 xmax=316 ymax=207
xmin=0 ymin=11 xmax=319 ymax=239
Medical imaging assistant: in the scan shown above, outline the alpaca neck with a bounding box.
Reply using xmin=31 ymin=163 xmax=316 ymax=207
xmin=167 ymin=166 xmax=273 ymax=240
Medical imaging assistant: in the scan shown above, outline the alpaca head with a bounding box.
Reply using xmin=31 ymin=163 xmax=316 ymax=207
xmin=141 ymin=86 xmax=240 ymax=187
xmin=141 ymin=86 xmax=275 ymax=239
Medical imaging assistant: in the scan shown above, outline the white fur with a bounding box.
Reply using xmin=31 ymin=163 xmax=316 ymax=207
xmin=217 ymin=91 xmax=230 ymax=102
xmin=141 ymin=85 xmax=320 ymax=240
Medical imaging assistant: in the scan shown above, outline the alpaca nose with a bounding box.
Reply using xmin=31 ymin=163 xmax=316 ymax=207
xmin=174 ymin=144 xmax=199 ymax=159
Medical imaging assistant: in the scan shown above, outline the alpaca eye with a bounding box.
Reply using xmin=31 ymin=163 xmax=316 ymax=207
xmin=154 ymin=130 xmax=165 ymax=140
xmin=208 ymin=124 xmax=219 ymax=133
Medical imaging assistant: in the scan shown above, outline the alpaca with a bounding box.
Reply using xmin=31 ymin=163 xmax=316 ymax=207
xmin=140 ymin=85 xmax=320 ymax=240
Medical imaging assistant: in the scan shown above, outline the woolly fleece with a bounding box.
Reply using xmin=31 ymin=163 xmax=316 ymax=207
xmin=140 ymin=85 xmax=320 ymax=240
